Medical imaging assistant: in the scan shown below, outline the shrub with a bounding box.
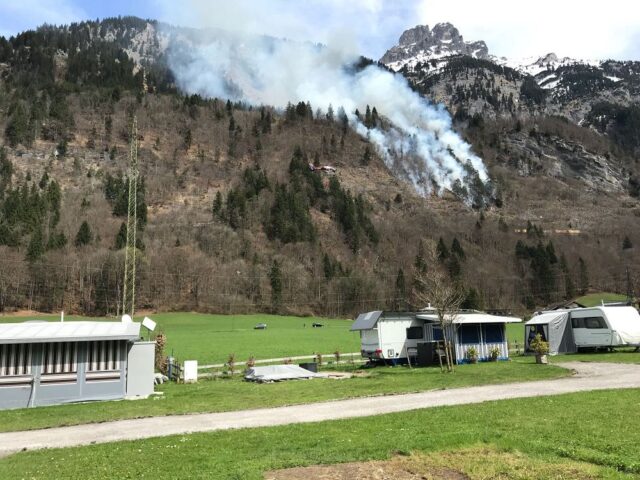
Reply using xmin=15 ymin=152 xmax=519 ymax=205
xmin=489 ymin=346 xmax=501 ymax=361
xmin=467 ymin=347 xmax=478 ymax=362
xmin=530 ymin=334 xmax=549 ymax=356
xmin=226 ymin=353 xmax=236 ymax=376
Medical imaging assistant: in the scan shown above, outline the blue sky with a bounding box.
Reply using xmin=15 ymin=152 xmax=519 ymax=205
xmin=1 ymin=0 xmax=639 ymax=60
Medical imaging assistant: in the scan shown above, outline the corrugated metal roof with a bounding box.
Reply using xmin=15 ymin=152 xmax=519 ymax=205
xmin=417 ymin=313 xmax=522 ymax=324
xmin=350 ymin=311 xmax=383 ymax=331
xmin=0 ymin=321 xmax=141 ymax=344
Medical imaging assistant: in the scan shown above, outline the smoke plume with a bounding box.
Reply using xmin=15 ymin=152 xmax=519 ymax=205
xmin=160 ymin=2 xmax=489 ymax=197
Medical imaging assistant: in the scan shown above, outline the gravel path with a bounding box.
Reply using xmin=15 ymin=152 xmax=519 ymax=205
xmin=0 ymin=362 xmax=638 ymax=457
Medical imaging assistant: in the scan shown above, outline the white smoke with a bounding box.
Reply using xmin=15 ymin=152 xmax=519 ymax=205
xmin=160 ymin=3 xmax=489 ymax=197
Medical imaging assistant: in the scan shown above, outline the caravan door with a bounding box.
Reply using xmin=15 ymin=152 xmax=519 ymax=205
xmin=571 ymin=315 xmax=612 ymax=347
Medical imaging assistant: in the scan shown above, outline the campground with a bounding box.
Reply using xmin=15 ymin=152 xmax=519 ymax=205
xmin=0 ymin=356 xmax=569 ymax=432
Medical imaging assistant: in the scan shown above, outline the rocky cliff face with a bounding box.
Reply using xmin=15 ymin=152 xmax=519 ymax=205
xmin=381 ymin=23 xmax=489 ymax=71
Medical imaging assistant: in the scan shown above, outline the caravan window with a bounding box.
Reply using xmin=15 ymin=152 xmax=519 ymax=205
xmin=459 ymin=325 xmax=480 ymax=344
xmin=572 ymin=317 xmax=606 ymax=329
xmin=483 ymin=324 xmax=504 ymax=343
xmin=584 ymin=317 xmax=607 ymax=329
xmin=406 ymin=326 xmax=424 ymax=340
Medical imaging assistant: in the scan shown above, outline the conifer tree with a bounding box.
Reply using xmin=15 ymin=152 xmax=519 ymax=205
xmin=451 ymin=237 xmax=465 ymax=259
xmin=75 ymin=221 xmax=93 ymax=247
xmin=26 ymin=226 xmax=45 ymax=261
xmin=578 ymin=257 xmax=589 ymax=295
xmin=114 ymin=222 xmax=127 ymax=250
xmin=269 ymin=260 xmax=283 ymax=310
xmin=394 ymin=268 xmax=406 ymax=310
xmin=437 ymin=237 xmax=450 ymax=261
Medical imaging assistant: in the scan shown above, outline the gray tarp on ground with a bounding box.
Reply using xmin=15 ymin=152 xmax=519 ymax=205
xmin=525 ymin=311 xmax=577 ymax=355
xmin=244 ymin=365 xmax=320 ymax=383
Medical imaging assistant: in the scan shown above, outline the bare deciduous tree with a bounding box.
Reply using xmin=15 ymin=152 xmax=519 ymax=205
xmin=412 ymin=240 xmax=465 ymax=373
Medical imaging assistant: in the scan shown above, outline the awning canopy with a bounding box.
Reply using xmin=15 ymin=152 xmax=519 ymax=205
xmin=416 ymin=313 xmax=521 ymax=324
xmin=525 ymin=312 xmax=568 ymax=326
xmin=350 ymin=311 xmax=383 ymax=331
xmin=0 ymin=321 xmax=142 ymax=344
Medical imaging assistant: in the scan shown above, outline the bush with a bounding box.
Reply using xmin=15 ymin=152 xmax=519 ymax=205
xmin=489 ymin=346 xmax=501 ymax=361
xmin=467 ymin=347 xmax=478 ymax=362
xmin=530 ymin=334 xmax=549 ymax=355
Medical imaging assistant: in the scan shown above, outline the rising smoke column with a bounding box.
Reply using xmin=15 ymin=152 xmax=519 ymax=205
xmin=163 ymin=26 xmax=489 ymax=197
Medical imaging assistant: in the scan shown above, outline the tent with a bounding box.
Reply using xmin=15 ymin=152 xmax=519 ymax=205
xmin=525 ymin=312 xmax=577 ymax=355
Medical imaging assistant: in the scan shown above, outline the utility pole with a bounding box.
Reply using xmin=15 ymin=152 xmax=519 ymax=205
xmin=122 ymin=116 xmax=138 ymax=318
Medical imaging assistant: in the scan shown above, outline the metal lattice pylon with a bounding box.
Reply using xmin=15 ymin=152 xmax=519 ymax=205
xmin=122 ymin=116 xmax=138 ymax=317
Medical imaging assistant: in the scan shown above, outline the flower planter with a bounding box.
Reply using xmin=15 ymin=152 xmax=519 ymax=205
xmin=535 ymin=354 xmax=548 ymax=365
xmin=469 ymin=357 xmax=478 ymax=364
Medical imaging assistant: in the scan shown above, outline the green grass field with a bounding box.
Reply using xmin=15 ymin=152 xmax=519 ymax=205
xmin=1 ymin=388 xmax=638 ymax=479
xmin=0 ymin=357 xmax=568 ymax=433
xmin=0 ymin=312 xmax=360 ymax=364
xmin=577 ymin=292 xmax=629 ymax=307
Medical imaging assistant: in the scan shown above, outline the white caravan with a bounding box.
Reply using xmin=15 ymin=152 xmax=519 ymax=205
xmin=571 ymin=306 xmax=640 ymax=347
xmin=526 ymin=306 xmax=640 ymax=352
xmin=352 ymin=310 xmax=521 ymax=364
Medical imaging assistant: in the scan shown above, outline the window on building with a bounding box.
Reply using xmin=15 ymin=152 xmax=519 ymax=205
xmin=458 ymin=324 xmax=480 ymax=345
xmin=87 ymin=341 xmax=121 ymax=372
xmin=483 ymin=324 xmax=504 ymax=343
xmin=42 ymin=342 xmax=77 ymax=375
xmin=406 ymin=326 xmax=424 ymax=340
xmin=0 ymin=344 xmax=32 ymax=376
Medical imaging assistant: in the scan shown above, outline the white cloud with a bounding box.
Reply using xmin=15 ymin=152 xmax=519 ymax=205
xmin=0 ymin=0 xmax=86 ymax=37
xmin=417 ymin=0 xmax=640 ymax=60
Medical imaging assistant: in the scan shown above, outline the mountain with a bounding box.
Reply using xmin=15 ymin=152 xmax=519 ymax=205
xmin=381 ymin=23 xmax=640 ymax=123
xmin=0 ymin=17 xmax=638 ymax=318
xmin=380 ymin=23 xmax=489 ymax=70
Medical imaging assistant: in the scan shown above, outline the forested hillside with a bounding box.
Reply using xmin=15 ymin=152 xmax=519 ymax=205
xmin=0 ymin=18 xmax=638 ymax=317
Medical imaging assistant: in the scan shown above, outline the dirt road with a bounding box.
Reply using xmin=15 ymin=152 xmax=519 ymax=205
xmin=0 ymin=362 xmax=638 ymax=457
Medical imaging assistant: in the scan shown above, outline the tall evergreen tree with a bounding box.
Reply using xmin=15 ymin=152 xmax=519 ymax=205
xmin=394 ymin=268 xmax=406 ymax=310
xmin=560 ymin=254 xmax=575 ymax=300
xmin=269 ymin=260 xmax=283 ymax=310
xmin=437 ymin=237 xmax=450 ymax=261
xmin=451 ymin=237 xmax=465 ymax=259
xmin=114 ymin=222 xmax=127 ymax=250
xmin=414 ymin=240 xmax=427 ymax=274
xmin=578 ymin=257 xmax=589 ymax=295
xmin=26 ymin=226 xmax=45 ymax=261
xmin=75 ymin=221 xmax=93 ymax=247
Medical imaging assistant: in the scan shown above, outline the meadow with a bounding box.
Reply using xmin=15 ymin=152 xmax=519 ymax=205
xmin=1 ymin=388 xmax=638 ymax=479
xmin=0 ymin=312 xmax=360 ymax=364
xmin=0 ymin=357 xmax=569 ymax=432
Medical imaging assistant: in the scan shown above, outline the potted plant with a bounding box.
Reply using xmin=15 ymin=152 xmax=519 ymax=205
xmin=467 ymin=347 xmax=478 ymax=364
xmin=530 ymin=334 xmax=549 ymax=364
xmin=489 ymin=346 xmax=501 ymax=362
